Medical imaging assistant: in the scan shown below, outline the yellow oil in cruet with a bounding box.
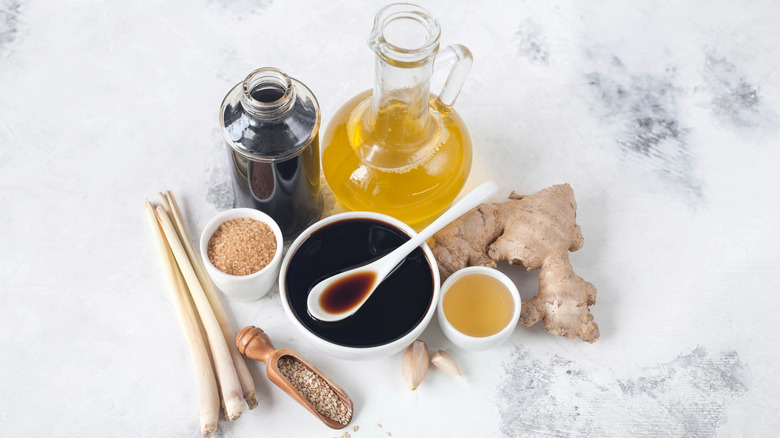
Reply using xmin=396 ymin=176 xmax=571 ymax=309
xmin=322 ymin=3 xmax=473 ymax=230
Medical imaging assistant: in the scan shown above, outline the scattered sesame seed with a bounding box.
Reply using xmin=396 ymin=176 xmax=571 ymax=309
xmin=352 ymin=425 xmax=359 ymax=432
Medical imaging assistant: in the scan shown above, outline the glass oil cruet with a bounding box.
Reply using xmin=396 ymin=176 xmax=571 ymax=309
xmin=321 ymin=3 xmax=473 ymax=230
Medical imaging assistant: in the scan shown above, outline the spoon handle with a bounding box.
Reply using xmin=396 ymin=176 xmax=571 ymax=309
xmin=378 ymin=181 xmax=498 ymax=275
xmin=417 ymin=181 xmax=498 ymax=241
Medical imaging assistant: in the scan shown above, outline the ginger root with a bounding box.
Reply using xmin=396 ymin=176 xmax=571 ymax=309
xmin=431 ymin=184 xmax=599 ymax=343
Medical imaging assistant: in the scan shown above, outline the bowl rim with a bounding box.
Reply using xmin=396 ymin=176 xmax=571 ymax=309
xmin=279 ymin=211 xmax=441 ymax=358
xmin=437 ymin=266 xmax=521 ymax=346
xmin=199 ymin=207 xmax=284 ymax=282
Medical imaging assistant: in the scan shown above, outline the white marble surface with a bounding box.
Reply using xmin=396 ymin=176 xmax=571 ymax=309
xmin=2 ymin=0 xmax=779 ymax=436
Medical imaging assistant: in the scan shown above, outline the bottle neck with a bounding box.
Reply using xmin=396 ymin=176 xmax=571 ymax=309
xmin=358 ymin=3 xmax=443 ymax=168
xmin=240 ymin=68 xmax=295 ymax=120
xmin=370 ymin=56 xmax=434 ymax=124
xmin=366 ymin=3 xmax=441 ymax=135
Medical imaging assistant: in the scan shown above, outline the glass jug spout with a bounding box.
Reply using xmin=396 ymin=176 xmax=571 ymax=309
xmin=368 ymin=3 xmax=441 ymax=65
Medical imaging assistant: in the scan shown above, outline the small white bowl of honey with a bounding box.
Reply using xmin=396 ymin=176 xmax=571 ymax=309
xmin=437 ymin=267 xmax=521 ymax=351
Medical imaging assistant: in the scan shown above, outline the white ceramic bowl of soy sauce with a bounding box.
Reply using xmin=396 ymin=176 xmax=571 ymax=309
xmin=279 ymin=211 xmax=440 ymax=360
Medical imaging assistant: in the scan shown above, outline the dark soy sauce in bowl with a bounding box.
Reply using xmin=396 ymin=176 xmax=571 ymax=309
xmin=284 ymin=218 xmax=434 ymax=348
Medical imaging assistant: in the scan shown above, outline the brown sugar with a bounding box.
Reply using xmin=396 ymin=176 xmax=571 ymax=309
xmin=207 ymin=217 xmax=277 ymax=276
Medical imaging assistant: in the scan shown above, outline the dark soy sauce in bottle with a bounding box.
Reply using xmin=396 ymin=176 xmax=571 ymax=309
xmin=220 ymin=68 xmax=323 ymax=238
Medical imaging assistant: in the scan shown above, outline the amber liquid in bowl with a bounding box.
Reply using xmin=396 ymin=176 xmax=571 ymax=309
xmin=442 ymin=273 xmax=514 ymax=337
xmin=284 ymin=218 xmax=434 ymax=347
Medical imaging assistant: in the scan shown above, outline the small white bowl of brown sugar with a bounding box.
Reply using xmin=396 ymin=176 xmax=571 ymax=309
xmin=200 ymin=208 xmax=283 ymax=301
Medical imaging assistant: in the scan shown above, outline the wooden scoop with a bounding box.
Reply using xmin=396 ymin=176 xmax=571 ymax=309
xmin=235 ymin=326 xmax=354 ymax=429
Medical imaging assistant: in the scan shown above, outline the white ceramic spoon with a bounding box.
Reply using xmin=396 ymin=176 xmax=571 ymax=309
xmin=307 ymin=181 xmax=498 ymax=322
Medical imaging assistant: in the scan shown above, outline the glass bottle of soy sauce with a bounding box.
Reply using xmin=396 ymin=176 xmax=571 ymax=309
xmin=219 ymin=68 xmax=323 ymax=238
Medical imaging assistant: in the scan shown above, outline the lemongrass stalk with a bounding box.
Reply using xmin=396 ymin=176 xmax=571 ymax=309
xmin=162 ymin=191 xmax=259 ymax=409
xmin=157 ymin=192 xmax=172 ymax=213
xmin=155 ymin=206 xmax=245 ymax=420
xmin=145 ymin=201 xmax=219 ymax=436
xmin=156 ymin=194 xmax=212 ymax=365
xmin=159 ymin=193 xmax=229 ymax=415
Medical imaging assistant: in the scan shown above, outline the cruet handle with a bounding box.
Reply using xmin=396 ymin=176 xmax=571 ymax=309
xmin=433 ymin=44 xmax=473 ymax=111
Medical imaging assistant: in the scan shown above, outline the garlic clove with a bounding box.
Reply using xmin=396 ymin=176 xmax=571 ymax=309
xmin=431 ymin=350 xmax=462 ymax=377
xmin=402 ymin=340 xmax=429 ymax=390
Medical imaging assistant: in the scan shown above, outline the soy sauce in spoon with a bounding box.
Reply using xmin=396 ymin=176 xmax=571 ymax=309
xmin=319 ymin=272 xmax=377 ymax=314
